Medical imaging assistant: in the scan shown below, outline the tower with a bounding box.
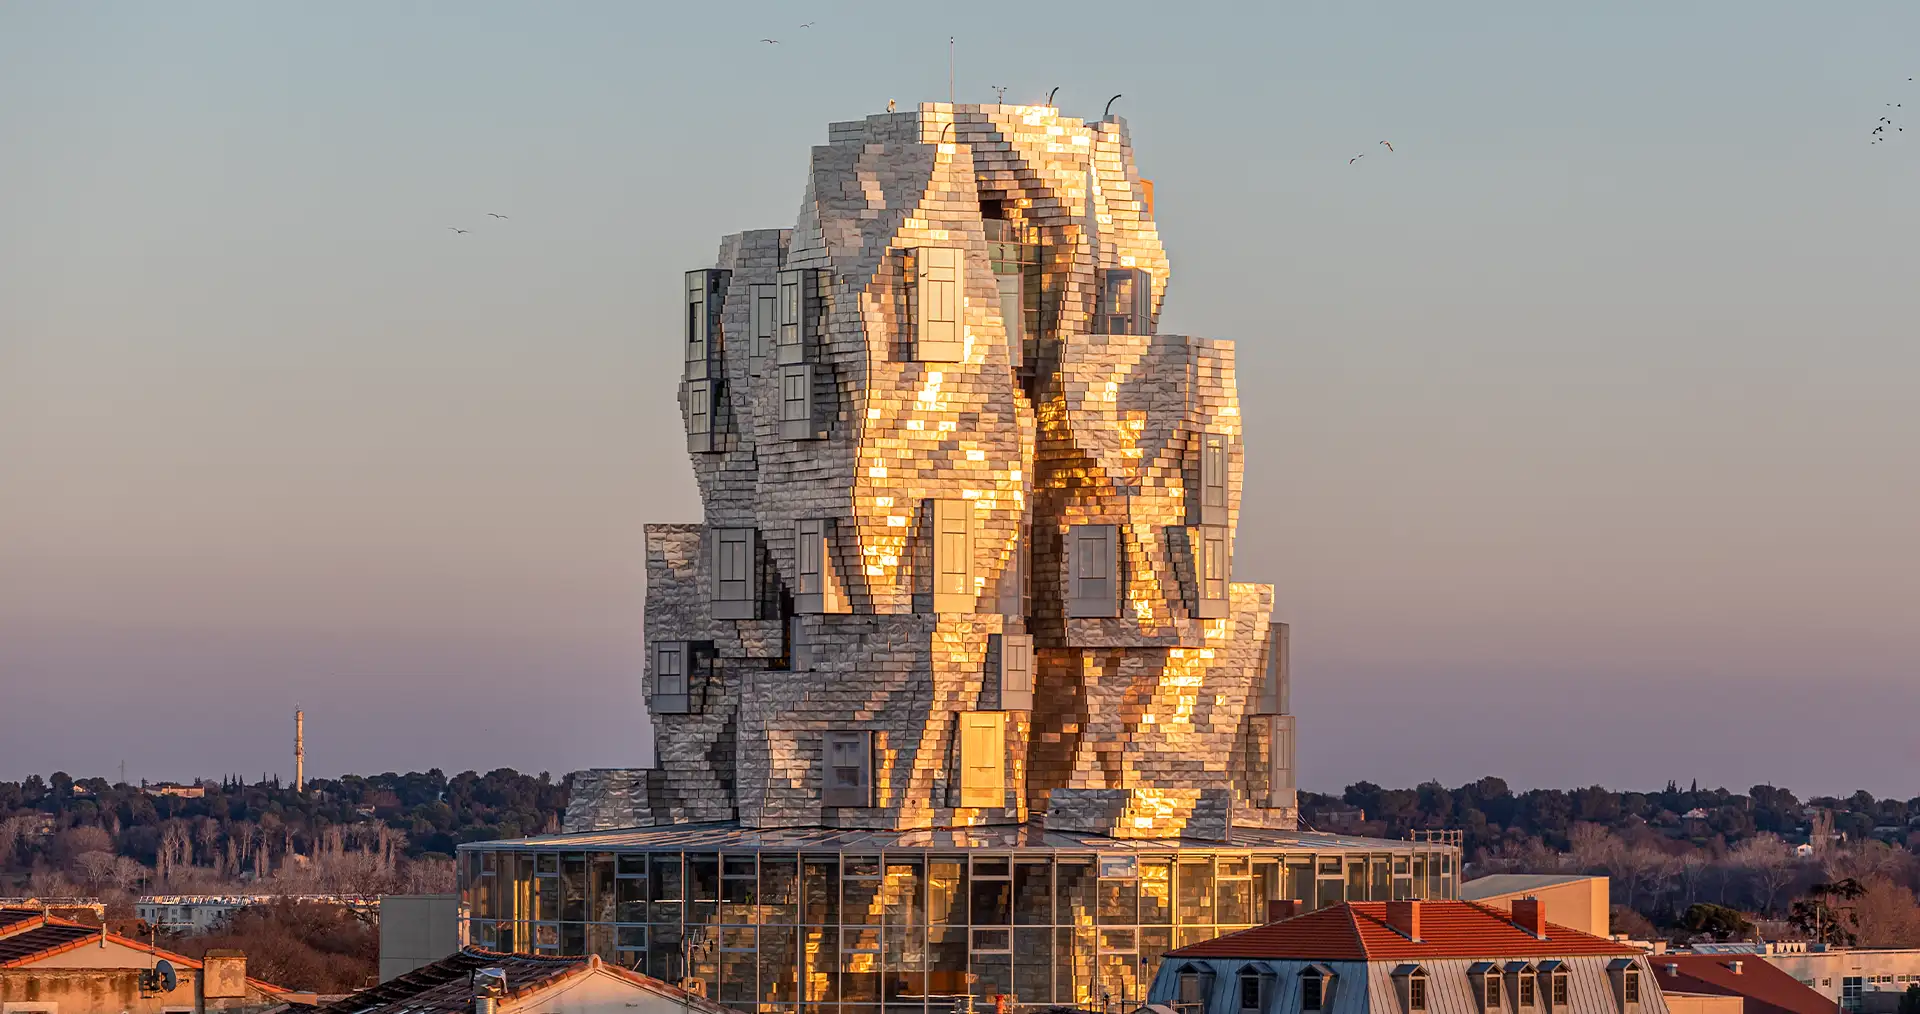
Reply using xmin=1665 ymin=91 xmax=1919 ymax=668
xmin=293 ymin=708 xmax=304 ymax=793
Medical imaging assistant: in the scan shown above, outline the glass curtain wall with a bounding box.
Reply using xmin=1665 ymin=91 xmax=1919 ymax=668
xmin=461 ymin=848 xmax=1456 ymax=1010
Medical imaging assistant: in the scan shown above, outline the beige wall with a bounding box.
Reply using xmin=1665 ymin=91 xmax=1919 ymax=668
xmin=0 ymin=968 xmax=279 ymax=1014
xmin=504 ymin=967 xmax=719 ymax=1014
xmin=1472 ymin=878 xmax=1611 ymax=938
xmin=1665 ymin=992 xmax=1745 ymax=1014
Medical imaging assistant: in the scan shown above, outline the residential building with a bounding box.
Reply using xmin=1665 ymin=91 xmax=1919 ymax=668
xmin=1687 ymin=944 xmax=1920 ymax=1012
xmin=0 ymin=909 xmax=296 ymax=1014
xmin=1147 ymin=898 xmax=1669 ymax=1014
xmin=134 ymin=896 xmax=380 ymax=934
xmin=1462 ymin=875 xmax=1611 ymax=938
xmin=313 ymin=950 xmax=727 ymax=1014
xmin=457 ymin=100 xmax=1461 ymax=1011
xmin=1652 ymin=954 xmax=1837 ymax=1014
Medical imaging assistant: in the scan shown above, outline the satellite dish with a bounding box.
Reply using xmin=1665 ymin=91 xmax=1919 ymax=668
xmin=141 ymin=960 xmax=178 ymax=994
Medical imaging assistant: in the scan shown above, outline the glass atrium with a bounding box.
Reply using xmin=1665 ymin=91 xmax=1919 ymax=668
xmin=457 ymin=822 xmax=1458 ymax=1011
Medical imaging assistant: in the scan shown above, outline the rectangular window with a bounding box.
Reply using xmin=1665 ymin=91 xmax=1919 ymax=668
xmin=794 ymin=518 xmax=843 ymax=613
xmin=931 ymin=499 xmax=975 ymax=612
xmin=652 ymin=641 xmax=689 ymax=714
xmin=779 ymin=363 xmax=821 ymax=439
xmin=776 ymin=268 xmax=810 ymax=365
xmin=750 ymin=283 xmax=777 ymax=364
xmin=685 ymin=378 xmax=716 ymax=453
xmin=958 ymin=712 xmax=1005 ymax=808
xmin=995 ymin=633 xmax=1033 ymax=711
xmin=685 ymin=270 xmax=713 ymax=380
xmin=1268 ymin=715 xmax=1297 ymax=809
xmin=1099 ymin=267 xmax=1154 ymax=335
xmin=1521 ymin=974 xmax=1537 ymax=1008
xmin=711 ymin=527 xmax=757 ymax=619
xmin=1198 ymin=525 xmax=1229 ymax=618
xmin=1067 ymin=524 xmax=1120 ymax=618
xmin=911 ymin=247 xmax=964 ymax=362
xmin=1552 ymin=973 xmax=1569 ymax=1007
xmin=1241 ymin=974 xmax=1263 ymax=1013
xmin=1198 ymin=432 xmax=1229 ymax=525
xmin=1256 ymin=622 xmax=1290 ymax=715
xmin=1483 ymin=976 xmax=1502 ymax=1010
xmin=1410 ymin=975 xmax=1428 ymax=1011
xmin=1303 ymin=972 xmax=1325 ymax=1011
xmin=822 ymin=731 xmax=872 ymax=807
xmin=1624 ymin=970 xmax=1641 ymax=1005
xmin=997 ymin=272 xmax=1023 ymax=357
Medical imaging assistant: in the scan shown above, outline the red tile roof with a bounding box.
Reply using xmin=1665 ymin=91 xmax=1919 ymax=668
xmin=0 ymin=911 xmax=291 ymax=998
xmin=1166 ymin=901 xmax=1644 ymax=961
xmin=1654 ymin=954 xmax=1838 ymax=1014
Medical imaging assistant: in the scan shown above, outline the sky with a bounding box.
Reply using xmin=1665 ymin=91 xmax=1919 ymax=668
xmin=2 ymin=3 xmax=1916 ymax=798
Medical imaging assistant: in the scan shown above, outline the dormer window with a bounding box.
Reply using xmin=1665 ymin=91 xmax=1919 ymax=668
xmin=1470 ymin=963 xmax=1502 ymax=1013
xmin=1302 ymin=967 xmax=1331 ymax=1012
xmin=1395 ymin=964 xmax=1429 ymax=1014
xmin=1552 ymin=971 xmax=1569 ymax=1008
xmin=1239 ymin=966 xmax=1272 ymax=1014
xmin=1625 ymin=970 xmax=1641 ymax=1005
xmin=1520 ymin=972 xmax=1537 ymax=1007
xmin=1608 ymin=958 xmax=1643 ymax=1012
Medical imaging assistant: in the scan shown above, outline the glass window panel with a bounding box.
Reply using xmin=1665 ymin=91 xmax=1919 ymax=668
xmin=1014 ymin=928 xmax=1053 ymax=1003
xmin=929 ymin=859 xmax=967 ymax=925
xmin=587 ymin=923 xmax=616 ymax=961
xmin=537 ymin=853 xmax=558 ymax=875
xmin=562 ymin=856 xmax=588 ymax=922
xmin=1099 ymin=875 xmax=1139 ymax=925
xmin=647 ymin=922 xmax=681 ymax=984
xmin=1371 ymin=858 xmax=1392 ymax=902
xmin=884 ymin=860 xmax=926 ymax=925
xmin=971 ymin=954 xmax=1013 ymax=1002
xmin=883 ymin=926 xmax=926 ymax=1002
xmin=1217 ymin=875 xmax=1253 ymax=925
xmin=845 ymin=867 xmax=884 ymax=925
xmin=1140 ymin=927 xmax=1174 ymax=989
xmin=617 ymin=854 xmax=647 ymax=876
xmin=802 ymin=925 xmax=838 ymax=1002
xmin=1348 ymin=860 xmax=1367 ymax=900
xmin=1177 ymin=860 xmax=1215 ymax=924
xmin=723 ymin=869 xmax=758 ymax=922
xmin=591 ymin=855 xmax=616 ymax=922
xmin=928 ymin=925 xmax=968 ymax=998
xmin=617 ymin=925 xmax=647 ymax=948
xmin=1140 ymin=861 xmax=1173 ymax=925
xmin=760 ymin=925 xmax=798 ymax=1002
xmin=617 ymin=877 xmax=646 ymax=923
xmin=762 ymin=857 xmax=800 ymax=925
xmin=973 ymin=857 xmax=1010 ymax=878
xmin=804 ymin=857 xmax=841 ymax=925
xmin=535 ymin=877 xmax=560 ymax=922
xmin=725 ymin=855 xmax=758 ymax=878
xmin=692 ymin=856 xmax=721 ymax=900
xmin=534 ymin=922 xmax=559 ymax=946
xmin=971 ymin=877 xmax=1012 ymax=926
xmin=719 ymin=948 xmax=757 ymax=1003
xmin=1218 ymin=856 xmax=1250 ymax=877
xmin=1014 ymin=860 xmax=1053 ymax=925
xmin=1099 ymin=928 xmax=1136 ymax=952
xmin=1057 ymin=859 xmax=1097 ymax=928
xmin=562 ymin=922 xmax=585 ymax=954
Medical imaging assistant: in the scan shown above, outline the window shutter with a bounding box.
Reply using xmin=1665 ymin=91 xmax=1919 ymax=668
xmin=930 ymin=499 xmax=975 ymax=613
xmin=1198 ymin=433 xmax=1229 ymax=525
xmin=686 ymin=379 xmax=715 ymax=453
xmin=912 ymin=247 xmax=964 ymax=362
xmin=1197 ymin=525 xmax=1229 ymax=618
xmin=1267 ymin=715 xmax=1297 ymax=809
xmin=1256 ymin=622 xmax=1290 ymax=715
xmin=780 ymin=363 xmax=822 ymax=439
xmin=995 ymin=633 xmax=1034 ymax=712
xmin=710 ymin=527 xmax=757 ymax=619
xmin=958 ymin=712 xmax=1005 ymax=808
xmin=652 ymin=641 xmax=690 ymax=715
xmin=749 ymin=283 xmax=777 ymax=366
xmin=822 ymin=730 xmax=872 ymax=807
xmin=1067 ymin=524 xmax=1120 ymax=618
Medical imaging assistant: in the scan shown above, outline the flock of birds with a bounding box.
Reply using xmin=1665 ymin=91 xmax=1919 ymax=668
xmin=1870 ymin=77 xmax=1912 ymax=145
xmin=1351 ymin=140 xmax=1393 ymax=164
xmin=447 ymin=213 xmax=509 ymax=235
xmin=760 ymin=21 xmax=813 ymax=45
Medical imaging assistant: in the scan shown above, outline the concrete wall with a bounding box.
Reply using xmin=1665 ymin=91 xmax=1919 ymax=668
xmin=1758 ymin=950 xmax=1920 ymax=1008
xmin=378 ymin=895 xmax=461 ymax=982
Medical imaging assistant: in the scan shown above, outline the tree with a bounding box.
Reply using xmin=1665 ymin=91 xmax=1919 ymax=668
xmin=1683 ymin=903 xmax=1754 ymax=941
xmin=1850 ymin=878 xmax=1920 ymax=949
xmin=1790 ymin=878 xmax=1867 ymax=946
xmin=1733 ymin=833 xmax=1798 ymax=913
xmin=1895 ymin=984 xmax=1920 ymax=1014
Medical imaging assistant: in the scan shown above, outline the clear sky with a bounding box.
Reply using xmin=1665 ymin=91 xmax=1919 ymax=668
xmin=3 ymin=3 xmax=1916 ymax=797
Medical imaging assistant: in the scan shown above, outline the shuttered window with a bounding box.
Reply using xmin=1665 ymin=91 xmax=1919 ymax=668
xmin=1199 ymin=433 xmax=1229 ymax=525
xmin=1198 ymin=526 xmax=1229 ymax=618
xmin=958 ymin=712 xmax=1005 ymax=808
xmin=780 ymin=363 xmax=820 ymax=439
xmin=931 ymin=499 xmax=975 ymax=612
xmin=996 ymin=633 xmax=1034 ymax=712
xmin=750 ymin=283 xmax=777 ymax=364
xmin=710 ymin=528 xmax=757 ymax=619
xmin=1067 ymin=524 xmax=1120 ymax=618
xmin=822 ymin=731 xmax=871 ymax=807
xmin=912 ymin=247 xmax=964 ymax=362
xmin=652 ymin=641 xmax=689 ymax=715
xmin=1268 ymin=715 xmax=1297 ymax=809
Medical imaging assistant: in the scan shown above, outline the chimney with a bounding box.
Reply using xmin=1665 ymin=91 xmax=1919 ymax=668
xmin=1386 ymin=900 xmax=1422 ymax=941
xmin=1512 ymin=897 xmax=1548 ymax=939
xmin=202 ymin=950 xmax=248 ymax=999
xmin=1268 ymin=899 xmax=1301 ymax=923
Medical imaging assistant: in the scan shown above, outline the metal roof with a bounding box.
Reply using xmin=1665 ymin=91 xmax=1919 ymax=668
xmin=456 ymin=820 xmax=1450 ymax=855
xmin=1459 ymin=874 xmax=1599 ymax=900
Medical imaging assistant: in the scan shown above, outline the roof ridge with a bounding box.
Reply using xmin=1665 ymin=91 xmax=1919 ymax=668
xmin=1340 ymin=903 xmax=1372 ymax=957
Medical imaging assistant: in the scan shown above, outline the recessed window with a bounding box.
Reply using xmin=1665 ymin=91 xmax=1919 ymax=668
xmin=652 ymin=641 xmax=690 ymax=715
xmin=1197 ymin=525 xmax=1229 ymax=617
xmin=1067 ymin=524 xmax=1120 ymax=618
xmin=1625 ymin=970 xmax=1641 ymax=1005
xmin=995 ymin=633 xmax=1034 ymax=711
xmin=776 ymin=268 xmax=813 ymax=366
xmin=1520 ymin=974 xmax=1537 ymax=1008
xmin=911 ymin=247 xmax=964 ymax=362
xmin=1198 ymin=432 xmax=1230 ymax=524
xmin=1302 ymin=969 xmax=1326 ymax=1011
xmin=749 ymin=283 xmax=777 ymax=364
xmin=1410 ymin=974 xmax=1428 ymax=1011
xmin=958 ymin=712 xmax=1005 ymax=808
xmin=794 ymin=518 xmax=844 ymax=613
xmin=1099 ymin=267 xmax=1153 ymax=335
xmin=1241 ymin=972 xmax=1264 ymax=1013
xmin=780 ymin=363 xmax=821 ymax=440
xmin=822 ymin=731 xmax=871 ymax=807
xmin=710 ymin=527 xmax=758 ymax=619
xmin=1486 ymin=976 xmax=1502 ymax=1009
xmin=931 ymin=499 xmax=975 ymax=612
xmin=1552 ymin=972 xmax=1569 ymax=1007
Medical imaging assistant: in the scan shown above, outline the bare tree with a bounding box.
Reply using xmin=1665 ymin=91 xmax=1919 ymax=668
xmin=110 ymin=856 xmax=149 ymax=893
xmin=1734 ymin=833 xmax=1799 ymax=914
xmin=73 ymin=850 xmax=119 ymax=890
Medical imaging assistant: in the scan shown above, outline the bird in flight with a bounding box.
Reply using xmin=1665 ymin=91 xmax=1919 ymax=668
xmin=449 ymin=227 xmax=469 ymax=234
xmin=1379 ymin=140 xmax=1394 ymax=152
xmin=487 ymin=213 xmax=509 ymax=219
xmin=1349 ymin=152 xmax=1366 ymax=164
xmin=761 ymin=38 xmax=779 ymax=44
xmin=799 ymin=21 xmax=815 ymax=28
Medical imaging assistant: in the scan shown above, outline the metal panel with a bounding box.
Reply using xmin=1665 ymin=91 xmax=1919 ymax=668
xmin=1198 ymin=525 xmax=1230 ymax=618
xmin=779 ymin=363 xmax=822 ymax=440
xmin=994 ymin=633 xmax=1034 ymax=712
xmin=822 ymin=730 xmax=871 ymax=807
xmin=1256 ymin=623 xmax=1290 ymax=716
xmin=749 ymin=283 xmax=777 ymax=367
xmin=1199 ymin=432 xmax=1230 ymax=526
xmin=652 ymin=641 xmax=690 ymax=715
xmin=959 ymin=712 xmax=1005 ymax=808
xmin=685 ymin=378 xmax=715 ymax=453
xmin=1267 ymin=715 xmax=1297 ymax=810
xmin=710 ymin=527 xmax=757 ymax=620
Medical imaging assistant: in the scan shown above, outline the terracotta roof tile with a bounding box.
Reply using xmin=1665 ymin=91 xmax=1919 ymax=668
xmin=1166 ymin=901 xmax=1644 ymax=961
xmin=1653 ymin=954 xmax=1838 ymax=1014
xmin=0 ymin=925 xmax=103 ymax=966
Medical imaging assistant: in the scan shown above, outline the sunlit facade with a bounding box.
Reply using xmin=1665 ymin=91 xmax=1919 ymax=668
xmin=458 ymin=825 xmax=1457 ymax=1009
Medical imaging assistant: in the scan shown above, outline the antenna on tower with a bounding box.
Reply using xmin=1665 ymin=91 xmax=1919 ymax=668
xmin=294 ymin=708 xmax=305 ymax=793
